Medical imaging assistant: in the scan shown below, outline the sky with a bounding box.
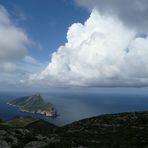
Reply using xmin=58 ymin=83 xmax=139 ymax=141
xmin=0 ymin=0 xmax=148 ymax=92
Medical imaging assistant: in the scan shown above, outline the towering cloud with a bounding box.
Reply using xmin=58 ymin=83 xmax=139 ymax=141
xmin=30 ymin=10 xmax=148 ymax=87
xmin=75 ymin=0 xmax=148 ymax=32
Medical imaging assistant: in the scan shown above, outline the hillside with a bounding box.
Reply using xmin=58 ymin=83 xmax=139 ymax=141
xmin=7 ymin=94 xmax=57 ymax=117
xmin=0 ymin=111 xmax=148 ymax=148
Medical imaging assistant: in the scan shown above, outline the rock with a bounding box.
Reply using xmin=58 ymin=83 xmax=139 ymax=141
xmin=13 ymin=129 xmax=29 ymax=136
xmin=23 ymin=141 xmax=48 ymax=148
xmin=46 ymin=137 xmax=60 ymax=143
xmin=7 ymin=135 xmax=18 ymax=144
xmin=35 ymin=134 xmax=47 ymax=141
xmin=0 ymin=130 xmax=7 ymax=136
xmin=0 ymin=140 xmax=10 ymax=148
xmin=72 ymin=146 xmax=88 ymax=148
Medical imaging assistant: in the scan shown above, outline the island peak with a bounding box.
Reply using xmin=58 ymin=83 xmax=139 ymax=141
xmin=7 ymin=94 xmax=57 ymax=117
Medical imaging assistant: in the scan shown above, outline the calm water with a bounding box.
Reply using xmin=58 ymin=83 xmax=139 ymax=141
xmin=0 ymin=92 xmax=148 ymax=126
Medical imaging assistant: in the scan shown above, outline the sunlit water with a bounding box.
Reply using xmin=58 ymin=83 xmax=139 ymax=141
xmin=0 ymin=91 xmax=148 ymax=126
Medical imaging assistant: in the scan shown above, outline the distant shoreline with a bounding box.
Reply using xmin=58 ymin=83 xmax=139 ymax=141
xmin=7 ymin=99 xmax=58 ymax=118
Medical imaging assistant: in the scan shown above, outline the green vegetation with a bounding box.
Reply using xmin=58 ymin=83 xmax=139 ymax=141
xmin=0 ymin=111 xmax=148 ymax=147
xmin=7 ymin=94 xmax=57 ymax=117
xmin=8 ymin=116 xmax=37 ymax=127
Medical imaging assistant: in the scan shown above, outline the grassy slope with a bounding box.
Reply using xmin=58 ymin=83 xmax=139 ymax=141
xmin=8 ymin=116 xmax=38 ymax=127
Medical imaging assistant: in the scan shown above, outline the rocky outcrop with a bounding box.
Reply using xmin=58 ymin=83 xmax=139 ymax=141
xmin=1 ymin=111 xmax=148 ymax=147
xmin=0 ymin=129 xmax=60 ymax=148
xmin=0 ymin=140 xmax=10 ymax=148
xmin=0 ymin=129 xmax=30 ymax=148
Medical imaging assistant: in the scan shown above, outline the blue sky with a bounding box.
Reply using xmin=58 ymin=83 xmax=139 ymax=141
xmin=1 ymin=0 xmax=89 ymax=62
xmin=0 ymin=0 xmax=148 ymax=92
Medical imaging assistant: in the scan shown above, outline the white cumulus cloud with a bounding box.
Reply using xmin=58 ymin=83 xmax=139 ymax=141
xmin=30 ymin=10 xmax=148 ymax=87
xmin=0 ymin=5 xmax=28 ymax=61
xmin=75 ymin=0 xmax=148 ymax=32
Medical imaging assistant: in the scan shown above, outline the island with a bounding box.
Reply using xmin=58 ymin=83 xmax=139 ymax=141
xmin=7 ymin=94 xmax=57 ymax=117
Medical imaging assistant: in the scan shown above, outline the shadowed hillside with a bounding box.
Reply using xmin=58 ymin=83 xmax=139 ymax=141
xmin=0 ymin=111 xmax=148 ymax=148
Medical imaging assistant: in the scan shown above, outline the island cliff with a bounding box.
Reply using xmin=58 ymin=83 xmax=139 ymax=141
xmin=7 ymin=94 xmax=57 ymax=117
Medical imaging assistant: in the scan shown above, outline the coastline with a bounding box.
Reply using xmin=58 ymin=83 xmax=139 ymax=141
xmin=7 ymin=102 xmax=57 ymax=117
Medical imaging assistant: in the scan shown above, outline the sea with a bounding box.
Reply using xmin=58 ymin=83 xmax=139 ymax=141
xmin=0 ymin=91 xmax=148 ymax=126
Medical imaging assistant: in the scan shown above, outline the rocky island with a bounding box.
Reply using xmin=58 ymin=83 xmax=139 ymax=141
xmin=7 ymin=94 xmax=57 ymax=117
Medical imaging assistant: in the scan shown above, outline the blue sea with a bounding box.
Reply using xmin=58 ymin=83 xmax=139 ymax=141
xmin=0 ymin=91 xmax=148 ymax=126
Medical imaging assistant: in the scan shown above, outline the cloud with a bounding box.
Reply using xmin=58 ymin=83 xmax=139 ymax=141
xmin=0 ymin=5 xmax=28 ymax=61
xmin=0 ymin=5 xmax=44 ymax=88
xmin=75 ymin=0 xmax=148 ymax=32
xmin=0 ymin=62 xmax=16 ymax=73
xmin=29 ymin=10 xmax=148 ymax=87
xmin=23 ymin=56 xmax=37 ymax=64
